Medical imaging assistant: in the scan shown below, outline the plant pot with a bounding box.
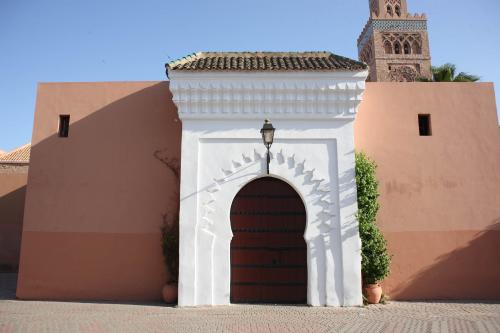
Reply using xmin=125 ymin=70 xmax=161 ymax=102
xmin=162 ymin=282 xmax=178 ymax=304
xmin=364 ymin=283 xmax=382 ymax=304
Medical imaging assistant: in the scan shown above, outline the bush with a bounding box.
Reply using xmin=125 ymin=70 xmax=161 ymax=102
xmin=355 ymin=152 xmax=391 ymax=284
xmin=154 ymin=152 xmax=180 ymax=284
xmin=161 ymin=213 xmax=179 ymax=283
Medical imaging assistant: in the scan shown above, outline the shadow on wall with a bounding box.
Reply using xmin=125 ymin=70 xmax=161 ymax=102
xmin=0 ymin=185 xmax=26 ymax=272
xmin=389 ymin=221 xmax=500 ymax=300
xmin=17 ymin=82 xmax=182 ymax=301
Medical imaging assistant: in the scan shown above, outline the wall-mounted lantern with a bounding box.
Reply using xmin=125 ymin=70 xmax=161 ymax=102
xmin=260 ymin=119 xmax=275 ymax=174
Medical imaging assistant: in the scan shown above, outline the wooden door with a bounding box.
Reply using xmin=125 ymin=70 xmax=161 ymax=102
xmin=230 ymin=177 xmax=307 ymax=304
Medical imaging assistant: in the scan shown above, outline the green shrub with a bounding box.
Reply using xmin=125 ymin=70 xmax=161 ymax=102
xmin=355 ymin=152 xmax=391 ymax=284
xmin=161 ymin=213 xmax=179 ymax=283
xmin=154 ymin=152 xmax=180 ymax=284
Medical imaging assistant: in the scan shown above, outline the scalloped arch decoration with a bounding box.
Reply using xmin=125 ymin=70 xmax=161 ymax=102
xmin=194 ymin=145 xmax=341 ymax=307
xmin=178 ymin=135 xmax=363 ymax=307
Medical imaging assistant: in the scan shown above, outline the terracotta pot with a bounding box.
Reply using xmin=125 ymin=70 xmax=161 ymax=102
xmin=162 ymin=283 xmax=178 ymax=304
xmin=364 ymin=283 xmax=382 ymax=304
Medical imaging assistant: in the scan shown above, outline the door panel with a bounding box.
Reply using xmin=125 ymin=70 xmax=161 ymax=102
xmin=230 ymin=177 xmax=307 ymax=304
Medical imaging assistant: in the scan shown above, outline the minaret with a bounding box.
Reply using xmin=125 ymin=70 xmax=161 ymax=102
xmin=358 ymin=0 xmax=432 ymax=82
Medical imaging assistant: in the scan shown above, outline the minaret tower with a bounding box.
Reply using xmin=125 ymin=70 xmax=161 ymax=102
xmin=357 ymin=0 xmax=432 ymax=82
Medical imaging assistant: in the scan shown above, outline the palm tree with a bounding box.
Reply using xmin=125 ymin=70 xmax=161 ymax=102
xmin=417 ymin=63 xmax=480 ymax=82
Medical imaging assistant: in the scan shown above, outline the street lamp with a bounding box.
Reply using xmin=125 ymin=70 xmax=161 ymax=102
xmin=260 ymin=119 xmax=275 ymax=175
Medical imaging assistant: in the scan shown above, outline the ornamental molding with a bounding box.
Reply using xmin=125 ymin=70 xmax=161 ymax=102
xmin=358 ymin=19 xmax=427 ymax=52
xmin=389 ymin=65 xmax=418 ymax=82
xmin=373 ymin=19 xmax=427 ymax=31
xmin=200 ymin=148 xmax=336 ymax=240
xmin=168 ymin=71 xmax=368 ymax=120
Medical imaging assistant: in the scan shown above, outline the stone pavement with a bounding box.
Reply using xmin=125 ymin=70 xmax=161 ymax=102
xmin=1 ymin=275 xmax=499 ymax=333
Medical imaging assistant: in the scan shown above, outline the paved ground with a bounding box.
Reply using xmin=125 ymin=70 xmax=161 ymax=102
xmin=1 ymin=274 xmax=500 ymax=333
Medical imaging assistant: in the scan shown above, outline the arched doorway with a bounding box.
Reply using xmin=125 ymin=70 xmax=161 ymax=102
xmin=230 ymin=177 xmax=307 ymax=304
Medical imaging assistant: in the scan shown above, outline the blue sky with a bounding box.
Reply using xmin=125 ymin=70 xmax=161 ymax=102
xmin=1 ymin=0 xmax=499 ymax=151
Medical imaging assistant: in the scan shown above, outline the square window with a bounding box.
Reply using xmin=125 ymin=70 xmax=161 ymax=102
xmin=59 ymin=115 xmax=70 ymax=138
xmin=418 ymin=114 xmax=432 ymax=136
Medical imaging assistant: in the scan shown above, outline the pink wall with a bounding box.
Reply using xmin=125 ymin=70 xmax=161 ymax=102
xmin=18 ymin=81 xmax=500 ymax=301
xmin=355 ymin=82 xmax=500 ymax=300
xmin=17 ymin=82 xmax=181 ymax=300
xmin=0 ymin=169 xmax=27 ymax=271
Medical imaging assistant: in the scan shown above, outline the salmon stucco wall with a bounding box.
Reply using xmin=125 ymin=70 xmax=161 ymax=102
xmin=18 ymin=81 xmax=500 ymax=302
xmin=17 ymin=81 xmax=181 ymax=301
xmin=355 ymin=82 xmax=500 ymax=300
xmin=0 ymin=168 xmax=28 ymax=271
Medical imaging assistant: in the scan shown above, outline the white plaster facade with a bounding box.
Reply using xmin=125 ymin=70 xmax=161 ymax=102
xmin=169 ymin=70 xmax=369 ymax=307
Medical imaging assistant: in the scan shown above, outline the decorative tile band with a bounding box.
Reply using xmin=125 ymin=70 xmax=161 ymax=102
xmin=373 ymin=20 xmax=427 ymax=31
xmin=358 ymin=19 xmax=427 ymax=52
xmin=358 ymin=25 xmax=374 ymax=53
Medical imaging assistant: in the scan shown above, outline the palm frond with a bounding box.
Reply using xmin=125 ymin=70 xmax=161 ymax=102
xmin=453 ymin=72 xmax=480 ymax=82
xmin=432 ymin=63 xmax=456 ymax=82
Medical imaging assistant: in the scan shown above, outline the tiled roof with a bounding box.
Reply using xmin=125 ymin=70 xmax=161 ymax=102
xmin=166 ymin=52 xmax=367 ymax=72
xmin=0 ymin=143 xmax=31 ymax=164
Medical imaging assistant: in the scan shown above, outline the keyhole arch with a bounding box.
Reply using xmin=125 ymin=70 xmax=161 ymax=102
xmin=229 ymin=176 xmax=308 ymax=304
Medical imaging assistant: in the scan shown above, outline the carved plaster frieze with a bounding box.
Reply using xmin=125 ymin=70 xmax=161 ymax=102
xmin=168 ymin=72 xmax=368 ymax=119
xmin=199 ymin=148 xmax=336 ymax=240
